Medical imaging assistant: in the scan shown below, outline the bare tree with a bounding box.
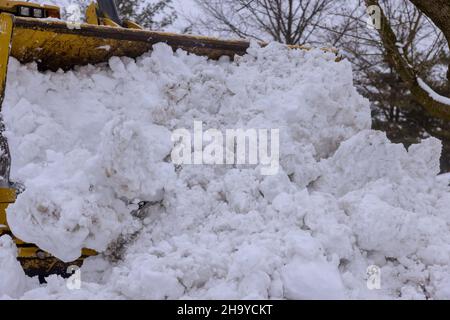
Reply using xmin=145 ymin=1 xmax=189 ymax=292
xmin=194 ymin=0 xmax=334 ymax=45
xmin=363 ymin=0 xmax=450 ymax=120
xmin=324 ymin=1 xmax=447 ymax=118
xmin=116 ymin=0 xmax=177 ymax=30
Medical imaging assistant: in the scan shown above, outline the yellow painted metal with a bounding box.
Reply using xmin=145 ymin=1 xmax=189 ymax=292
xmin=0 ymin=13 xmax=13 ymax=107
xmin=13 ymin=243 xmax=96 ymax=262
xmin=0 ymin=0 xmax=59 ymax=11
xmin=0 ymin=185 xmax=96 ymax=273
xmin=17 ymin=247 xmax=97 ymax=258
xmin=13 ymin=238 xmax=26 ymax=245
xmin=0 ymin=2 xmax=339 ymax=279
xmin=0 ymin=186 xmax=15 ymax=202
xmin=17 ymin=247 xmax=45 ymax=258
xmin=5 ymin=16 xmax=339 ymax=74
xmin=0 ymin=188 xmax=14 ymax=235
xmin=16 ymin=244 xmax=96 ymax=280
xmin=85 ymin=1 xmax=123 ymax=28
xmin=0 ymin=0 xmax=60 ymax=18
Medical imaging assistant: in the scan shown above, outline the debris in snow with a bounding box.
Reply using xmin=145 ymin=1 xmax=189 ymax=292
xmin=96 ymin=45 xmax=111 ymax=51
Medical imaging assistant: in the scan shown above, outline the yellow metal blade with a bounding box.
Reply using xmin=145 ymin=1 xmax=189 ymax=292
xmin=7 ymin=15 xmax=339 ymax=73
xmin=10 ymin=16 xmax=253 ymax=72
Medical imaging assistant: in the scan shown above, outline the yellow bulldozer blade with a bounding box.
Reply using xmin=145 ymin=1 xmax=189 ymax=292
xmin=1 ymin=11 xmax=295 ymax=108
xmin=0 ymin=186 xmax=96 ymax=280
xmin=0 ymin=13 xmax=13 ymax=107
xmin=0 ymin=12 xmax=337 ymax=101
xmin=8 ymin=15 xmax=254 ymax=72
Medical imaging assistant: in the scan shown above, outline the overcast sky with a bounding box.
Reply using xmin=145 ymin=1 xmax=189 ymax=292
xmin=33 ymin=0 xmax=200 ymax=33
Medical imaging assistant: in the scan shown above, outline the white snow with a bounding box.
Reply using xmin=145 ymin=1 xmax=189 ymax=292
xmin=1 ymin=42 xmax=450 ymax=300
xmin=417 ymin=77 xmax=450 ymax=106
xmin=0 ymin=236 xmax=35 ymax=299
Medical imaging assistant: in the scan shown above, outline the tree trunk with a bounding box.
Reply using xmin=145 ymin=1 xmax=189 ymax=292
xmin=409 ymin=0 xmax=450 ymax=86
xmin=365 ymin=0 xmax=450 ymax=121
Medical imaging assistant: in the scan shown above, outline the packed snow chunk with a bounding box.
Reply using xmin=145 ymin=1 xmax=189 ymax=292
xmin=0 ymin=236 xmax=30 ymax=299
xmin=318 ymin=131 xmax=449 ymax=255
xmin=314 ymin=130 xmax=442 ymax=197
xmin=281 ymin=258 xmax=346 ymax=300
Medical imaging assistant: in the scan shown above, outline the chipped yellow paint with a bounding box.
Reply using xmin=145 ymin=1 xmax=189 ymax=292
xmin=0 ymin=0 xmax=60 ymax=12
xmin=85 ymin=2 xmax=99 ymax=25
xmin=15 ymin=242 xmax=96 ymax=259
xmin=0 ymin=185 xmax=96 ymax=268
xmin=0 ymin=13 xmax=13 ymax=107
xmin=0 ymin=1 xmax=61 ymax=18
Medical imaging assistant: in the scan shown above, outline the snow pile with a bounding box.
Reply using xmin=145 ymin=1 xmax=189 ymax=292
xmin=0 ymin=236 xmax=31 ymax=298
xmin=1 ymin=42 xmax=450 ymax=299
